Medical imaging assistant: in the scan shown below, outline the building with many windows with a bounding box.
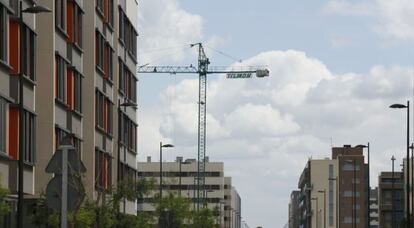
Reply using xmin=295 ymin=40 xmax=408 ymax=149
xmin=370 ymin=187 xmax=379 ymax=228
xmin=137 ymin=156 xmax=242 ymax=228
xmin=378 ymin=171 xmax=404 ymax=228
xmin=0 ymin=0 xmax=40 ymax=226
xmin=33 ymin=0 xmax=138 ymax=215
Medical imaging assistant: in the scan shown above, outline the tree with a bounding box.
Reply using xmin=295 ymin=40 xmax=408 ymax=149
xmin=0 ymin=178 xmax=10 ymax=226
xmin=191 ymin=207 xmax=220 ymax=228
xmin=155 ymin=193 xmax=192 ymax=228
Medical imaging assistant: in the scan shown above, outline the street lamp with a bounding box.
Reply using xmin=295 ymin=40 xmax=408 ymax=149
xmin=17 ymin=2 xmax=51 ymax=228
xmin=392 ymin=155 xmax=396 ymax=228
xmin=345 ymin=159 xmax=357 ymax=228
xmin=159 ymin=142 xmax=174 ymax=198
xmin=311 ymin=197 xmax=319 ymax=228
xmin=318 ymin=190 xmax=327 ymax=228
xmin=355 ymin=143 xmax=370 ymax=226
xmin=390 ymin=101 xmax=410 ymax=228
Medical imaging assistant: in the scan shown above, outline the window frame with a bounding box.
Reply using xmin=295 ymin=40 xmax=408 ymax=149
xmin=73 ymin=71 xmax=82 ymax=113
xmin=0 ymin=97 xmax=7 ymax=154
xmin=23 ymin=111 xmax=35 ymax=164
xmin=0 ymin=5 xmax=8 ymax=63
xmin=56 ymin=55 xmax=67 ymax=103
xmin=55 ymin=0 xmax=67 ymax=32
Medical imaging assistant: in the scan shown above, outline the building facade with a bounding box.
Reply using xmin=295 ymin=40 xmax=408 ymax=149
xmin=0 ymin=0 xmax=39 ymax=226
xmin=34 ymin=0 xmax=138 ymax=215
xmin=289 ymin=190 xmax=300 ymax=228
xmin=378 ymin=171 xmax=404 ymax=228
xmin=370 ymin=187 xmax=379 ymax=228
xmin=137 ymin=157 xmax=241 ymax=228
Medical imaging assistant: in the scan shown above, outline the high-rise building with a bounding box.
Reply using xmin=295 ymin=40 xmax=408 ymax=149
xmin=298 ymin=158 xmax=339 ymax=228
xmin=0 ymin=0 xmax=40 ymax=226
xmin=137 ymin=157 xmax=241 ymax=228
xmin=296 ymin=145 xmax=369 ymax=228
xmin=378 ymin=171 xmax=404 ymax=228
xmin=370 ymin=187 xmax=379 ymax=228
xmin=332 ymin=145 xmax=368 ymax=228
xmin=289 ymin=190 xmax=300 ymax=228
xmin=34 ymin=0 xmax=138 ymax=215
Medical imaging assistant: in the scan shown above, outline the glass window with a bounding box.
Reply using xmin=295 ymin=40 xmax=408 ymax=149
xmin=56 ymin=56 xmax=66 ymax=102
xmin=95 ymin=31 xmax=104 ymax=70
xmin=95 ymin=150 xmax=111 ymax=190
xmin=56 ymin=0 xmax=66 ymax=31
xmin=22 ymin=26 xmax=36 ymax=81
xmin=71 ymin=2 xmax=83 ymax=47
xmin=74 ymin=72 xmax=82 ymax=113
xmin=23 ymin=111 xmax=35 ymax=164
xmin=0 ymin=98 xmax=7 ymax=153
xmin=0 ymin=6 xmax=7 ymax=62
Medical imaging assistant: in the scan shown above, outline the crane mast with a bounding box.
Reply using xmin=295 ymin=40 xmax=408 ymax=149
xmin=137 ymin=43 xmax=269 ymax=210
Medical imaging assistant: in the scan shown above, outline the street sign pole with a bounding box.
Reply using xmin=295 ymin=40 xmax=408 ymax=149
xmin=61 ymin=145 xmax=69 ymax=228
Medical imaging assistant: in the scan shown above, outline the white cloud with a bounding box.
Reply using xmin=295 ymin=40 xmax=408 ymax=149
xmin=322 ymin=0 xmax=375 ymax=16
xmin=322 ymin=0 xmax=414 ymax=40
xmin=137 ymin=0 xmax=203 ymax=64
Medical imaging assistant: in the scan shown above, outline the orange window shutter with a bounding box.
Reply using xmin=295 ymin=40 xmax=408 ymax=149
xmin=103 ymin=0 xmax=108 ymax=22
xmin=9 ymin=21 xmax=20 ymax=75
xmin=8 ymin=108 xmax=19 ymax=160
xmin=67 ymin=2 xmax=74 ymax=42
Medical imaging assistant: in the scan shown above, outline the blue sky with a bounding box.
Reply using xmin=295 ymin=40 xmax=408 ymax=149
xmin=137 ymin=0 xmax=414 ymax=227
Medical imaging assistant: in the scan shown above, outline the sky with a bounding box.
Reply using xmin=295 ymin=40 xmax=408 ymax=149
xmin=136 ymin=0 xmax=414 ymax=227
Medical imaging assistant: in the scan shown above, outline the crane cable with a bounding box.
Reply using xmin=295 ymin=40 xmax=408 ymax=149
xmin=204 ymin=45 xmax=243 ymax=63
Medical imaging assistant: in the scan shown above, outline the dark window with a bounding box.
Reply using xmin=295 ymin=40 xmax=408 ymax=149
xmin=95 ymin=31 xmax=104 ymax=71
xmin=107 ymin=0 xmax=114 ymax=27
xmin=96 ymin=0 xmax=104 ymax=14
xmin=118 ymin=9 xmax=124 ymax=42
xmin=56 ymin=56 xmax=66 ymax=102
xmin=95 ymin=150 xmax=111 ymax=190
xmin=56 ymin=0 xmax=66 ymax=31
xmin=119 ymin=112 xmax=137 ymax=152
xmin=22 ymin=26 xmax=36 ymax=81
xmin=95 ymin=90 xmax=113 ymax=135
xmin=104 ymin=43 xmax=113 ymax=81
xmin=119 ymin=60 xmax=137 ymax=102
xmin=0 ymin=97 xmax=7 ymax=153
xmin=56 ymin=128 xmax=82 ymax=157
xmin=71 ymin=3 xmax=83 ymax=47
xmin=23 ymin=111 xmax=35 ymax=164
xmin=74 ymin=72 xmax=82 ymax=113
xmin=0 ymin=5 xmax=8 ymax=62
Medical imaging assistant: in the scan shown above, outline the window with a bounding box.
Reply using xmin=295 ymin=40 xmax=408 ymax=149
xmin=56 ymin=0 xmax=66 ymax=31
xmin=95 ymin=31 xmax=104 ymax=71
xmin=342 ymin=163 xmax=360 ymax=171
xmin=95 ymin=150 xmax=112 ymax=190
xmin=104 ymin=43 xmax=112 ymax=81
xmin=96 ymin=0 xmax=104 ymax=14
xmin=118 ymin=8 xmax=137 ymax=58
xmin=68 ymin=2 xmax=83 ymax=47
xmin=119 ymin=113 xmax=137 ymax=152
xmin=22 ymin=26 xmax=36 ymax=81
xmin=56 ymin=55 xmax=67 ymax=102
xmin=119 ymin=60 xmax=137 ymax=102
xmin=95 ymin=90 xmax=113 ymax=135
xmin=55 ymin=128 xmax=82 ymax=156
xmin=73 ymin=72 xmax=82 ymax=113
xmin=0 ymin=5 xmax=8 ymax=62
xmin=23 ymin=111 xmax=35 ymax=164
xmin=0 ymin=98 xmax=7 ymax=153
xmin=119 ymin=163 xmax=137 ymax=186
xmin=107 ymin=0 xmax=114 ymax=27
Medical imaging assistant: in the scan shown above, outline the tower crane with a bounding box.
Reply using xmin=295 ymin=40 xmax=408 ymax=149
xmin=138 ymin=43 xmax=269 ymax=210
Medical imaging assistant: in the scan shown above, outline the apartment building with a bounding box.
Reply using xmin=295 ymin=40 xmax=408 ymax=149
xmin=370 ymin=187 xmax=379 ymax=228
xmin=298 ymin=158 xmax=339 ymax=228
xmin=332 ymin=145 xmax=368 ymax=228
xmin=137 ymin=157 xmax=241 ymax=228
xmin=0 ymin=0 xmax=40 ymax=226
xmin=289 ymin=190 xmax=300 ymax=228
xmin=378 ymin=171 xmax=404 ymax=228
xmin=34 ymin=0 xmax=138 ymax=215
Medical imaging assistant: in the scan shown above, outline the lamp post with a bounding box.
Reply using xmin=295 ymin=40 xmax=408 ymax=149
xmin=345 ymin=159 xmax=357 ymax=228
xmin=392 ymin=155 xmax=396 ymax=228
xmin=311 ymin=197 xmax=319 ymax=228
xmin=390 ymin=101 xmax=410 ymax=228
xmin=318 ymin=190 xmax=327 ymax=228
xmin=328 ymin=177 xmax=339 ymax=228
xmin=410 ymin=143 xmax=414 ymax=225
xmin=159 ymin=142 xmax=174 ymax=198
xmin=17 ymin=2 xmax=51 ymax=228
xmin=355 ymin=143 xmax=370 ymax=227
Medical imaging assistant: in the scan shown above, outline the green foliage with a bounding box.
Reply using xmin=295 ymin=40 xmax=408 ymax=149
xmin=155 ymin=193 xmax=193 ymax=228
xmin=191 ymin=207 xmax=219 ymax=228
xmin=30 ymin=193 xmax=60 ymax=228
xmin=0 ymin=182 xmax=10 ymax=217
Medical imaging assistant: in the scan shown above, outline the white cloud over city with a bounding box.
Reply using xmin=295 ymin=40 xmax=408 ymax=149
xmin=138 ymin=0 xmax=414 ymax=227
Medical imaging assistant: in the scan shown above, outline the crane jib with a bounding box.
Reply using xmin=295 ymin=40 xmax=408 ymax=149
xmin=226 ymin=72 xmax=252 ymax=79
